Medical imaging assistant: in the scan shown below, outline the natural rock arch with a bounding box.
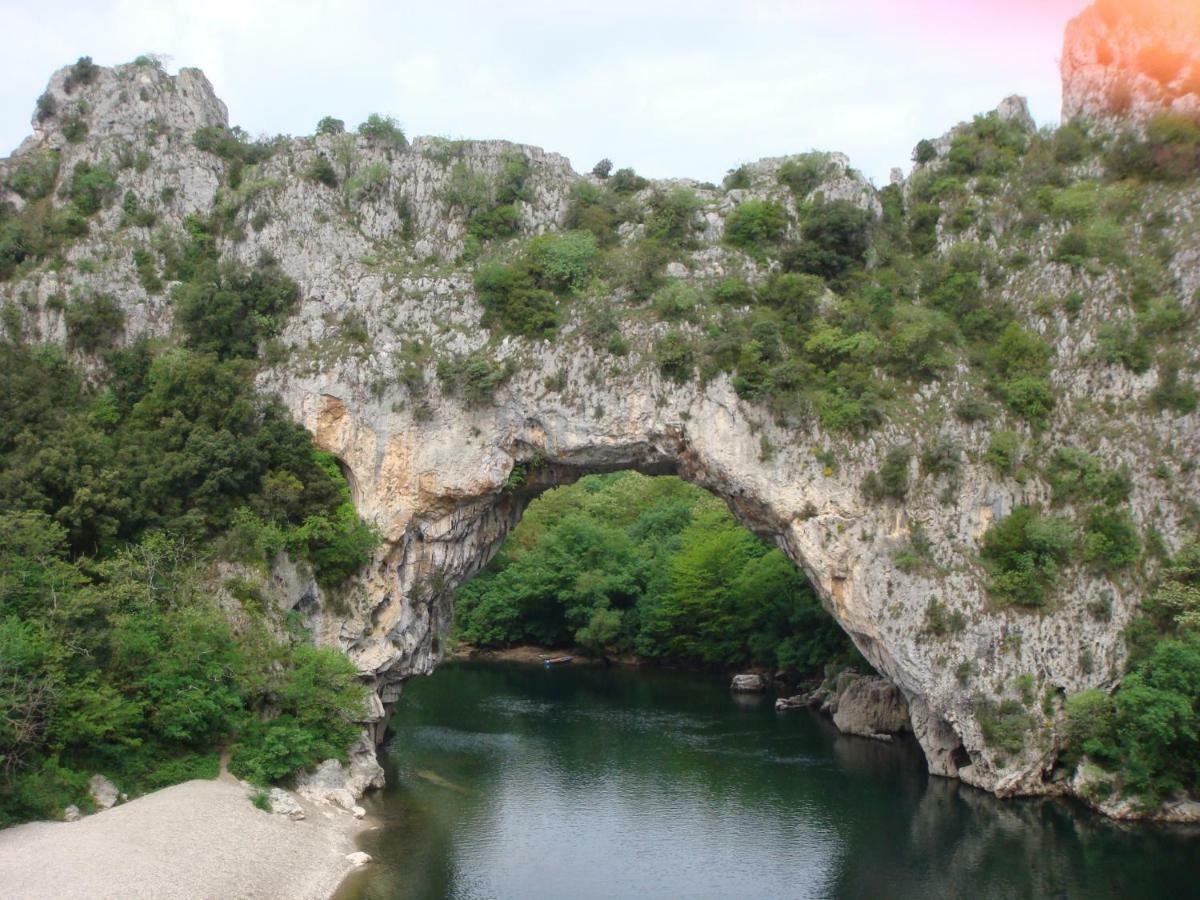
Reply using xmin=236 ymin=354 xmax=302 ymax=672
xmin=295 ymin=378 xmax=988 ymax=793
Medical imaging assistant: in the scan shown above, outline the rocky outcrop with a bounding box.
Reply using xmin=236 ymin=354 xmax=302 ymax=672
xmin=87 ymin=775 xmax=120 ymax=811
xmin=2 ymin=29 xmax=1198 ymax=818
xmin=831 ymin=676 xmax=911 ymax=740
xmin=267 ymin=787 xmax=306 ymax=821
xmin=731 ymin=673 xmax=767 ymax=693
xmin=1062 ymin=0 xmax=1200 ymax=121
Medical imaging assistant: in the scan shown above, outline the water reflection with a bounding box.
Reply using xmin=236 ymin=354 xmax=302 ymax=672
xmin=337 ymin=663 xmax=1199 ymax=900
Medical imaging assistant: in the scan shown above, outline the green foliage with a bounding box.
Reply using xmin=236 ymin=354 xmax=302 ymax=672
xmin=912 ymin=140 xmax=937 ymax=164
xmin=1081 ymin=507 xmax=1141 ymax=573
xmin=64 ymin=293 xmax=125 ymax=352
xmin=304 ymin=155 xmax=338 ymax=188
xmin=655 ymin=330 xmax=694 ymax=383
xmin=724 ymin=199 xmax=787 ymax=251
xmin=723 ymin=165 xmax=752 ymax=190
xmin=921 ymin=597 xmax=966 ymax=637
xmin=455 ymin=472 xmax=857 ymax=671
xmin=63 ymin=56 xmax=99 ymax=93
xmin=785 ymin=200 xmax=870 ymax=283
xmin=228 ymin=645 xmax=364 ymax=785
xmin=524 ymin=230 xmax=598 ymax=293
xmin=977 ymin=699 xmax=1032 ymax=755
xmin=68 ymin=162 xmax=118 ymax=216
xmin=357 ymin=114 xmax=407 ymax=148
xmin=777 ymin=154 xmax=829 ymax=197
xmin=436 ymin=351 xmax=513 ymax=404
xmin=474 ymin=259 xmax=559 ymax=338
xmin=62 ymin=118 xmax=88 ymax=144
xmin=0 ymin=518 xmax=367 ymax=823
xmin=651 ymin=282 xmax=701 ymax=321
xmin=1064 ymin=638 xmax=1200 ymax=803
xmin=945 ymin=111 xmax=1028 ymax=177
xmin=1107 ymin=114 xmax=1200 ymax=181
xmin=985 ymin=430 xmax=1022 ymax=477
xmin=645 ymin=188 xmax=701 ymax=247
xmin=316 ymin=116 xmax=345 ymax=135
xmin=1045 ymin=449 xmax=1130 ymax=507
xmin=861 ymin=447 xmax=911 ymax=502
xmin=980 ymin=505 xmax=1074 ymax=608
xmin=6 ymin=150 xmax=60 ymax=200
xmin=608 ymin=167 xmax=648 ymax=195
xmin=986 ymin=322 xmax=1055 ymax=425
xmin=173 ymin=256 xmax=300 ymax=360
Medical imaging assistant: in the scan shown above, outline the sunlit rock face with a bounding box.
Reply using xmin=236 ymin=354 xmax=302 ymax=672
xmin=1062 ymin=0 xmax=1200 ymax=121
xmin=2 ymin=32 xmax=1198 ymax=812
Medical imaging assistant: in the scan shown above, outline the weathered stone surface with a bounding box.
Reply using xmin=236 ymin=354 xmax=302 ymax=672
xmin=832 ymin=676 xmax=911 ymax=739
xmin=267 ymin=788 xmax=306 ymax=821
xmin=62 ymin=806 xmax=81 ymax=822
xmin=1062 ymin=0 xmax=1200 ymax=122
xmin=731 ymin=674 xmax=767 ymax=693
xmin=345 ymin=851 xmax=373 ymax=867
xmin=88 ymin=774 xmax=120 ymax=811
xmin=296 ymin=758 xmax=368 ymax=811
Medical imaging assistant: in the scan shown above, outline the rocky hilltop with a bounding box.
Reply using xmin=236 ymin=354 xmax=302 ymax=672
xmin=2 ymin=4 xmax=1199 ymax=816
xmin=1062 ymin=0 xmax=1200 ymax=120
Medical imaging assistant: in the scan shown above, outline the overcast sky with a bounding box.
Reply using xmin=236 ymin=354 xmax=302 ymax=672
xmin=1 ymin=0 xmax=1091 ymax=185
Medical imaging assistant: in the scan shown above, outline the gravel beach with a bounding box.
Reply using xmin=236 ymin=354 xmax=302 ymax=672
xmin=0 ymin=778 xmax=367 ymax=899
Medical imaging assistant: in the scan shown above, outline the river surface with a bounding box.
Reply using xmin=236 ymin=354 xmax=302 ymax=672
xmin=335 ymin=661 xmax=1198 ymax=900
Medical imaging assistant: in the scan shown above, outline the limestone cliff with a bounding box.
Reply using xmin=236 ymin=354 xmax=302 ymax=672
xmin=2 ymin=7 xmax=1198 ymax=815
xmin=1062 ymin=0 xmax=1200 ymax=121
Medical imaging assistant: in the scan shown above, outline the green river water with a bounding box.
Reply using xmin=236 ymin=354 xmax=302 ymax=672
xmin=335 ymin=661 xmax=1198 ymax=900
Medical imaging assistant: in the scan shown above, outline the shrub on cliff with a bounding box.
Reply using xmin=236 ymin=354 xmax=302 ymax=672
xmin=980 ymin=505 xmax=1074 ymax=607
xmin=357 ymin=113 xmax=407 ymax=148
xmin=724 ymin=199 xmax=788 ymax=252
xmin=173 ymin=261 xmax=300 ymax=359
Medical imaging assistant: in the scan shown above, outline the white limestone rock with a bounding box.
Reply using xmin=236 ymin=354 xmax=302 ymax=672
xmin=87 ymin=775 xmax=120 ymax=811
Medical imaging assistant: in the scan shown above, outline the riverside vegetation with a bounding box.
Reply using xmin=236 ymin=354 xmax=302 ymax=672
xmin=0 ymin=207 xmax=377 ymax=825
xmin=456 ymin=471 xmax=858 ymax=670
xmin=2 ymin=17 xmax=1200 ymax=823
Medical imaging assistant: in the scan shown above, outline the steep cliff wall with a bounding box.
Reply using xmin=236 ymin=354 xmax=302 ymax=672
xmin=2 ymin=11 xmax=1199 ymax=809
xmin=1062 ymin=0 xmax=1200 ymax=121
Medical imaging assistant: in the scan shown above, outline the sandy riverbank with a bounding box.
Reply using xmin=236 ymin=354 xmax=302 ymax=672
xmin=451 ymin=643 xmax=633 ymax=665
xmin=0 ymin=777 xmax=368 ymax=899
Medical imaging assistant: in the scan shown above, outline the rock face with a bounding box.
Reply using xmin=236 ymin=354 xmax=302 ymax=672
xmin=2 ymin=31 xmax=1198 ymax=816
xmin=267 ymin=787 xmax=306 ymax=821
xmin=87 ymin=774 xmax=120 ymax=811
xmin=831 ymin=675 xmax=911 ymax=740
xmin=731 ymin=674 xmax=767 ymax=693
xmin=1062 ymin=0 xmax=1200 ymax=121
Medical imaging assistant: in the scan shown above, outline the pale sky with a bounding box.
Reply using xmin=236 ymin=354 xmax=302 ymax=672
xmin=0 ymin=0 xmax=1091 ymax=185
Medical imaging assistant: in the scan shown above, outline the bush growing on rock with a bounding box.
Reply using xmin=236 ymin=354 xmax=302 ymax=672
xmin=315 ymin=116 xmax=345 ymax=135
xmin=862 ymin=447 xmax=912 ymax=501
xmin=357 ymin=113 xmax=407 ymax=148
xmin=724 ymin=199 xmax=788 ymax=252
xmin=980 ymin=505 xmax=1074 ymax=607
xmin=785 ymin=199 xmax=870 ymax=283
xmin=64 ymin=293 xmax=125 ymax=352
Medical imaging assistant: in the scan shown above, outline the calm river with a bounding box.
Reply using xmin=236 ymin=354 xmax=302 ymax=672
xmin=335 ymin=662 xmax=1198 ymax=900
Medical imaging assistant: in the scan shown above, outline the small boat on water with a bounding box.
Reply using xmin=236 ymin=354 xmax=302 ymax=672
xmin=542 ymin=655 xmax=573 ymax=667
